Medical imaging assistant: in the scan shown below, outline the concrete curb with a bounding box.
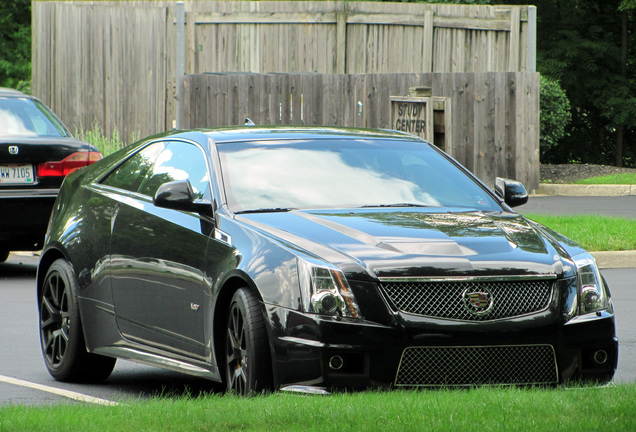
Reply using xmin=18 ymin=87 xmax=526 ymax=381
xmin=591 ymin=250 xmax=636 ymax=270
xmin=536 ymin=184 xmax=636 ymax=196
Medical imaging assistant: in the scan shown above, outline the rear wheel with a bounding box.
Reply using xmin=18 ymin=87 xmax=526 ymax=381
xmin=39 ymin=259 xmax=116 ymax=382
xmin=0 ymin=250 xmax=9 ymax=263
xmin=225 ymin=288 xmax=273 ymax=395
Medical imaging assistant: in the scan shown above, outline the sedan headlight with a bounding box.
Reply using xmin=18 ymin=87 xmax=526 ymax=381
xmin=573 ymin=252 xmax=611 ymax=315
xmin=298 ymin=258 xmax=361 ymax=319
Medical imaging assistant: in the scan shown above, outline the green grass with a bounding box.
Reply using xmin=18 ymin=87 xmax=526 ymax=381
xmin=525 ymin=214 xmax=636 ymax=251
xmin=1 ymin=385 xmax=634 ymax=432
xmin=75 ymin=124 xmax=139 ymax=156
xmin=574 ymin=173 xmax=636 ymax=184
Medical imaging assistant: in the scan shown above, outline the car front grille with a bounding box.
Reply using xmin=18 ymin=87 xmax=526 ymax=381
xmin=379 ymin=277 xmax=554 ymax=321
xmin=395 ymin=345 xmax=558 ymax=386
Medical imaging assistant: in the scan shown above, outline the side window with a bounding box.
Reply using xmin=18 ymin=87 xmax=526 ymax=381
xmin=137 ymin=141 xmax=211 ymax=201
xmin=101 ymin=142 xmax=166 ymax=192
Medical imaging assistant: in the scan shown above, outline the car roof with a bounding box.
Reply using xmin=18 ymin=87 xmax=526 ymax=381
xmin=187 ymin=126 xmax=423 ymax=144
xmin=0 ymin=88 xmax=28 ymax=97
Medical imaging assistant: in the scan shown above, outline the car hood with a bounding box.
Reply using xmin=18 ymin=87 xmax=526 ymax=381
xmin=236 ymin=209 xmax=576 ymax=279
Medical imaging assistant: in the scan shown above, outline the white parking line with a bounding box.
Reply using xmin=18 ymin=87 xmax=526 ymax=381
xmin=0 ymin=375 xmax=118 ymax=406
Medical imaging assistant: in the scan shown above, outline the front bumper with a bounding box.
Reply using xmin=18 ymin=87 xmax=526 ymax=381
xmin=266 ymin=305 xmax=617 ymax=390
xmin=0 ymin=189 xmax=58 ymax=250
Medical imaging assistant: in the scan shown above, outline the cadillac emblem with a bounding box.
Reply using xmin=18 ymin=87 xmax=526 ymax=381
xmin=462 ymin=288 xmax=494 ymax=316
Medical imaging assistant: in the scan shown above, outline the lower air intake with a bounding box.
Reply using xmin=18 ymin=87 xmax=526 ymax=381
xmin=395 ymin=345 xmax=558 ymax=386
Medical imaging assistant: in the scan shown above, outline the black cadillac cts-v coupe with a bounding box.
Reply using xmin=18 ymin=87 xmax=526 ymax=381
xmin=37 ymin=127 xmax=617 ymax=394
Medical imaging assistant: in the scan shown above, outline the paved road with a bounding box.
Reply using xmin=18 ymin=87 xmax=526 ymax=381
xmin=0 ymin=252 xmax=633 ymax=406
xmin=520 ymin=195 xmax=636 ymax=218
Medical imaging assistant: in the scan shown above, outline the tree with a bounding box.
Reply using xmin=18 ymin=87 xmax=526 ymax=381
xmin=411 ymin=0 xmax=493 ymax=3
xmin=524 ymin=0 xmax=636 ymax=166
xmin=615 ymin=0 xmax=636 ymax=166
xmin=0 ymin=0 xmax=31 ymax=90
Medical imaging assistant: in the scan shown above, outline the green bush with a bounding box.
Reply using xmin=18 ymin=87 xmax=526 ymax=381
xmin=15 ymin=80 xmax=31 ymax=94
xmin=540 ymin=76 xmax=572 ymax=162
xmin=75 ymin=124 xmax=138 ymax=156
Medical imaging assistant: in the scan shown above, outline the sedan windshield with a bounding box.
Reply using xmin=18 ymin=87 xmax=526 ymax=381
xmin=217 ymin=138 xmax=502 ymax=213
xmin=0 ymin=97 xmax=70 ymax=138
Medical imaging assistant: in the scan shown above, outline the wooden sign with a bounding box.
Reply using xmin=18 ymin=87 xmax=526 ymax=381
xmin=390 ymin=96 xmax=434 ymax=143
xmin=390 ymin=86 xmax=451 ymax=152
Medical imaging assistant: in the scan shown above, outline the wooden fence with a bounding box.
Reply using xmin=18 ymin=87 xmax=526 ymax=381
xmin=182 ymin=1 xmax=536 ymax=75
xmin=32 ymin=1 xmax=536 ymax=142
xmin=32 ymin=2 xmax=168 ymax=141
xmin=180 ymin=72 xmax=540 ymax=191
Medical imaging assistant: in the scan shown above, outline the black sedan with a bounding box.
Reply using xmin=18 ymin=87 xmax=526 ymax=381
xmin=37 ymin=126 xmax=617 ymax=394
xmin=0 ymin=88 xmax=102 ymax=261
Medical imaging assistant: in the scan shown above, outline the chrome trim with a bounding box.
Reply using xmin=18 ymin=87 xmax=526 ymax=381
xmin=281 ymin=385 xmax=330 ymax=395
xmin=379 ymin=274 xmax=558 ymax=283
xmin=278 ymin=336 xmax=326 ymax=348
xmin=93 ymin=346 xmax=218 ymax=380
xmin=0 ymin=188 xmax=59 ymax=198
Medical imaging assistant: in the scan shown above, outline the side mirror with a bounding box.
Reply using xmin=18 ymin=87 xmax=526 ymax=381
xmin=154 ymin=180 xmax=213 ymax=216
xmin=495 ymin=177 xmax=528 ymax=208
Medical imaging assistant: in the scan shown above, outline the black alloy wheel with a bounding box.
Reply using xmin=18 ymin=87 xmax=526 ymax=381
xmin=225 ymin=288 xmax=273 ymax=395
xmin=39 ymin=259 xmax=116 ymax=382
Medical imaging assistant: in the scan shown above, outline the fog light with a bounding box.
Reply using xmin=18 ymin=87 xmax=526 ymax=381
xmin=329 ymin=355 xmax=344 ymax=371
xmin=593 ymin=350 xmax=608 ymax=365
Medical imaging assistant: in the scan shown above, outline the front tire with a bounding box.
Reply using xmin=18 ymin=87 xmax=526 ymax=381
xmin=39 ymin=259 xmax=116 ymax=382
xmin=225 ymin=288 xmax=273 ymax=395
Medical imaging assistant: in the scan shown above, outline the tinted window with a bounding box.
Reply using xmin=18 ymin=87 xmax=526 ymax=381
xmin=217 ymin=138 xmax=501 ymax=213
xmin=101 ymin=142 xmax=167 ymax=192
xmin=0 ymin=97 xmax=69 ymax=137
xmin=137 ymin=141 xmax=210 ymax=200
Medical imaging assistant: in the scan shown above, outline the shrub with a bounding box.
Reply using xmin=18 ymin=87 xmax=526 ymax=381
xmin=540 ymin=76 xmax=572 ymax=163
xmin=75 ymin=124 xmax=138 ymax=156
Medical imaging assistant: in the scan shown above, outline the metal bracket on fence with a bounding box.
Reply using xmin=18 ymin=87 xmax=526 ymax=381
xmin=176 ymin=1 xmax=185 ymax=129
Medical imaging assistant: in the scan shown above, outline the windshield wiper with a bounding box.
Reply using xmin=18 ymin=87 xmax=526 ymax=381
xmin=235 ymin=207 xmax=295 ymax=214
xmin=360 ymin=203 xmax=430 ymax=208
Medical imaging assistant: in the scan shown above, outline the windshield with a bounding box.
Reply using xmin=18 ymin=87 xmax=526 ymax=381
xmin=217 ymin=138 xmax=502 ymax=213
xmin=0 ymin=96 xmax=70 ymax=138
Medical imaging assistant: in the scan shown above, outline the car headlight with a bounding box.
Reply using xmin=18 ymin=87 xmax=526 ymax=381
xmin=298 ymin=258 xmax=361 ymax=319
xmin=573 ymin=252 xmax=610 ymax=315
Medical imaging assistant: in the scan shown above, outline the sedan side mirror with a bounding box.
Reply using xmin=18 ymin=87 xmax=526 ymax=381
xmin=154 ymin=180 xmax=213 ymax=217
xmin=495 ymin=177 xmax=528 ymax=208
